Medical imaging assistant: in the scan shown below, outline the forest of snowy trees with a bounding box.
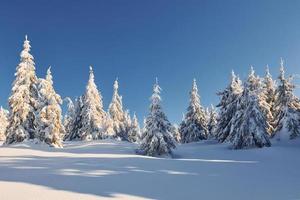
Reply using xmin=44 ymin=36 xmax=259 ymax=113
xmin=1 ymin=36 xmax=300 ymax=157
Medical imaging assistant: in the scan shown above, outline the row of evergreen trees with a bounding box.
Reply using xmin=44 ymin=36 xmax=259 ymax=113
xmin=1 ymin=36 xmax=300 ymax=157
xmin=1 ymin=36 xmax=141 ymax=147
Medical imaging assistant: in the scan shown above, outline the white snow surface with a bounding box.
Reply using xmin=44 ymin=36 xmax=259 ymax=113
xmin=0 ymin=139 xmax=300 ymax=200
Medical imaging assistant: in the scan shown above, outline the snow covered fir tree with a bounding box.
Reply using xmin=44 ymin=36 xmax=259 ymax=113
xmin=108 ymin=79 xmax=131 ymax=140
xmin=215 ymin=71 xmax=243 ymax=143
xmin=127 ymin=113 xmax=141 ymax=143
xmin=63 ymin=97 xmax=76 ymax=138
xmin=263 ymin=65 xmax=277 ymax=133
xmin=0 ymin=107 xmax=9 ymax=141
xmin=138 ymin=79 xmax=176 ymax=156
xmin=229 ymin=67 xmax=271 ymax=149
xmin=35 ymin=67 xmax=64 ymax=147
xmin=272 ymin=59 xmax=300 ymax=140
xmin=207 ymin=105 xmax=218 ymax=139
xmin=65 ymin=66 xmax=107 ymax=141
xmin=179 ymin=79 xmax=208 ymax=143
xmin=5 ymin=35 xmax=39 ymax=145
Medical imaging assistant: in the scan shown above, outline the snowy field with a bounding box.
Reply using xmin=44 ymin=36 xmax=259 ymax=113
xmin=0 ymin=139 xmax=300 ymax=200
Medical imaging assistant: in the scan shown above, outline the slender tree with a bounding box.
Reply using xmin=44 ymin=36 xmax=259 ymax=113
xmin=263 ymin=65 xmax=276 ymax=114
xmin=63 ymin=97 xmax=76 ymax=138
xmin=215 ymin=71 xmax=243 ymax=142
xmin=64 ymin=96 xmax=84 ymax=141
xmin=179 ymin=79 xmax=208 ymax=143
xmin=0 ymin=107 xmax=9 ymax=141
xmin=108 ymin=79 xmax=129 ymax=140
xmin=138 ymin=79 xmax=176 ymax=157
xmin=35 ymin=67 xmax=64 ymax=147
xmin=207 ymin=105 xmax=218 ymax=139
xmin=5 ymin=35 xmax=38 ymax=145
xmin=273 ymin=59 xmax=300 ymax=140
xmin=172 ymin=124 xmax=181 ymax=143
xmin=128 ymin=113 xmax=141 ymax=143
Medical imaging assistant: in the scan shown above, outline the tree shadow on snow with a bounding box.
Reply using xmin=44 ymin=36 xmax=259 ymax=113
xmin=0 ymin=142 xmax=298 ymax=200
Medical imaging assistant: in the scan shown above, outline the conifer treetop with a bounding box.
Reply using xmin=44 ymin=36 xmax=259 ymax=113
xmin=279 ymin=58 xmax=285 ymax=81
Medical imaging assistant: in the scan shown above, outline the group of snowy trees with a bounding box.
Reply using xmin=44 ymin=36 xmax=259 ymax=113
xmin=1 ymin=36 xmax=300 ymax=157
xmin=214 ymin=60 xmax=300 ymax=149
xmin=177 ymin=60 xmax=300 ymax=150
xmin=4 ymin=36 xmax=64 ymax=147
xmin=1 ymin=36 xmax=141 ymax=147
xmin=63 ymin=68 xmax=140 ymax=143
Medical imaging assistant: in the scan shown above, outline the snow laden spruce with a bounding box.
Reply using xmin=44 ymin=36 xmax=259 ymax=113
xmin=215 ymin=71 xmax=243 ymax=143
xmin=273 ymin=59 xmax=300 ymax=140
xmin=138 ymin=80 xmax=176 ymax=157
xmin=206 ymin=105 xmax=218 ymax=139
xmin=5 ymin=36 xmax=39 ymax=145
xmin=35 ymin=67 xmax=65 ymax=147
xmin=179 ymin=79 xmax=208 ymax=143
xmin=263 ymin=65 xmax=277 ymax=132
xmin=108 ymin=79 xmax=132 ymax=140
xmin=127 ymin=113 xmax=141 ymax=143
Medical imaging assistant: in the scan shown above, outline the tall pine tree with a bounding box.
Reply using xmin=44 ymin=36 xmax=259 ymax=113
xmin=207 ymin=105 xmax=218 ymax=139
xmin=179 ymin=79 xmax=208 ymax=143
xmin=108 ymin=79 xmax=129 ymax=140
xmin=263 ymin=65 xmax=276 ymax=115
xmin=215 ymin=71 xmax=243 ymax=142
xmin=5 ymin=35 xmax=38 ymax=145
xmin=273 ymin=59 xmax=300 ymax=140
xmin=35 ymin=67 xmax=64 ymax=147
xmin=138 ymin=79 xmax=176 ymax=157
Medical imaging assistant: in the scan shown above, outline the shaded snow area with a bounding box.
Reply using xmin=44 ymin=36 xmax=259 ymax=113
xmin=0 ymin=139 xmax=300 ymax=200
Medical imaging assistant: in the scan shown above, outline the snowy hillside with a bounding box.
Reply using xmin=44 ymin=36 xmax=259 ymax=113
xmin=0 ymin=139 xmax=299 ymax=200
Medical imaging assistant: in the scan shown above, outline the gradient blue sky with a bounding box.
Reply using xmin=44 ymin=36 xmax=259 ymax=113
xmin=1 ymin=0 xmax=300 ymax=123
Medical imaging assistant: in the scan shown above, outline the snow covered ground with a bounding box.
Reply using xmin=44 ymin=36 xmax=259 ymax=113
xmin=0 ymin=139 xmax=299 ymax=200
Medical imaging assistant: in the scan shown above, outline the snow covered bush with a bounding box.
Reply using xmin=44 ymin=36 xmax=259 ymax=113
xmin=179 ymin=79 xmax=208 ymax=143
xmin=138 ymin=80 xmax=176 ymax=157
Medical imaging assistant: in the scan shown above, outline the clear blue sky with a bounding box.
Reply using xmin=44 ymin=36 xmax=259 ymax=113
xmin=1 ymin=0 xmax=300 ymax=123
